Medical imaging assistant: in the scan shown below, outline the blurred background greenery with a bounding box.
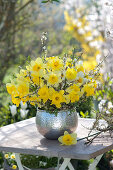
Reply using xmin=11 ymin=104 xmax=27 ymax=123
xmin=0 ymin=0 xmax=113 ymax=169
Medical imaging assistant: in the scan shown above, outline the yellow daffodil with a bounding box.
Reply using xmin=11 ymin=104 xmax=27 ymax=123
xmin=11 ymin=154 xmax=15 ymax=159
xmin=45 ymin=72 xmax=61 ymax=87
xmin=21 ymin=96 xmax=30 ymax=105
xmin=51 ymin=90 xmax=65 ymax=108
xmin=16 ymin=69 xmax=27 ymax=79
xmin=58 ymin=131 xmax=77 ymax=145
xmin=4 ymin=154 xmax=9 ymax=159
xmin=38 ymin=85 xmax=49 ymax=103
xmin=16 ymin=69 xmax=31 ymax=82
xmin=29 ymin=95 xmax=41 ymax=106
xmin=17 ymin=81 xmax=29 ymax=98
xmin=48 ymin=87 xmax=55 ymax=98
xmin=83 ymin=84 xmax=95 ymax=97
xmin=69 ymin=91 xmax=80 ymax=103
xmin=30 ymin=58 xmax=44 ymax=75
xmin=12 ymin=96 xmax=21 ymax=107
xmin=76 ymin=65 xmax=84 ymax=73
xmin=47 ymin=57 xmax=63 ymax=71
xmin=12 ymin=165 xmax=17 ymax=169
xmin=66 ymin=84 xmax=80 ymax=93
xmin=6 ymin=82 xmax=16 ymax=95
xmin=66 ymin=68 xmax=77 ymax=81
xmin=77 ymin=77 xmax=83 ymax=84
xmin=31 ymin=72 xmax=43 ymax=86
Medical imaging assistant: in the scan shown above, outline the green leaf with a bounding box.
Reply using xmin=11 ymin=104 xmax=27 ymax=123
xmin=53 ymin=0 xmax=60 ymax=2
xmin=42 ymin=0 xmax=48 ymax=3
xmin=80 ymin=111 xmax=85 ymax=118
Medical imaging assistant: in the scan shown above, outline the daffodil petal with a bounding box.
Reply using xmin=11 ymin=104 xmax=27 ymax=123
xmin=64 ymin=131 xmax=69 ymax=135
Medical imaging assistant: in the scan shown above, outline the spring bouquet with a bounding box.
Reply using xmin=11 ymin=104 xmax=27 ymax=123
xmin=6 ymin=56 xmax=97 ymax=114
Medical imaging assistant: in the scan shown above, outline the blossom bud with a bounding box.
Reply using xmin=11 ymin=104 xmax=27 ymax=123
xmin=9 ymin=105 xmax=17 ymax=116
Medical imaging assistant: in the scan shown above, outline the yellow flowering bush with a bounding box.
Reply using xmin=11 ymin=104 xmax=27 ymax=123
xmin=6 ymin=55 xmax=97 ymax=113
xmin=64 ymin=9 xmax=104 ymax=71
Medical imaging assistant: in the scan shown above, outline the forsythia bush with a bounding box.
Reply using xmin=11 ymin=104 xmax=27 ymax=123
xmin=64 ymin=9 xmax=104 ymax=71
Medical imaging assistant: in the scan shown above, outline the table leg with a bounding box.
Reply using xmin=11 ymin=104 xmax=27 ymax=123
xmin=15 ymin=153 xmax=24 ymax=170
xmin=14 ymin=154 xmax=103 ymax=170
xmin=88 ymin=154 xmax=103 ymax=170
xmin=59 ymin=158 xmax=75 ymax=170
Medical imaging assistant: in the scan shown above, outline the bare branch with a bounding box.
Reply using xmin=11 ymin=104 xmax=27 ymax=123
xmin=16 ymin=0 xmax=34 ymax=15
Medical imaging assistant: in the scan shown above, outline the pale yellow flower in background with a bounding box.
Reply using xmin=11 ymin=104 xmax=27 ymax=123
xmin=11 ymin=154 xmax=15 ymax=159
xmin=58 ymin=131 xmax=77 ymax=145
xmin=4 ymin=154 xmax=9 ymax=159
xmin=12 ymin=165 xmax=17 ymax=169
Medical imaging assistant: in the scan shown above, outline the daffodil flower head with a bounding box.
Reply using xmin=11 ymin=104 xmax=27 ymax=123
xmin=38 ymin=85 xmax=49 ymax=103
xmin=83 ymin=83 xmax=95 ymax=97
xmin=12 ymin=165 xmax=17 ymax=169
xmin=6 ymin=82 xmax=16 ymax=95
xmin=31 ymin=71 xmax=43 ymax=86
xmin=47 ymin=56 xmax=63 ymax=71
xmin=17 ymin=81 xmax=29 ymax=98
xmin=44 ymin=72 xmax=61 ymax=87
xmin=51 ymin=90 xmax=65 ymax=108
xmin=66 ymin=68 xmax=77 ymax=81
xmin=58 ymin=131 xmax=77 ymax=145
xmin=4 ymin=154 xmax=9 ymax=159
xmin=30 ymin=58 xmax=44 ymax=75
xmin=11 ymin=154 xmax=15 ymax=159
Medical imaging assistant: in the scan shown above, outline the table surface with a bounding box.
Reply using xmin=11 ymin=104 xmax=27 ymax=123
xmin=0 ymin=117 xmax=113 ymax=160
